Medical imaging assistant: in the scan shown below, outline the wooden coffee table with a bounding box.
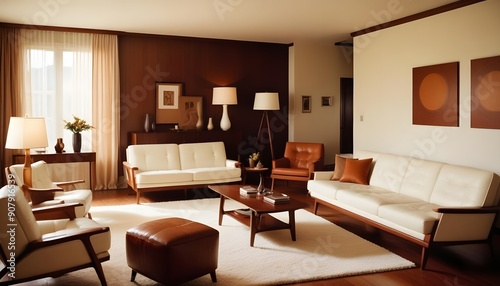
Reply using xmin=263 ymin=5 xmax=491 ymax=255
xmin=209 ymin=184 xmax=308 ymax=247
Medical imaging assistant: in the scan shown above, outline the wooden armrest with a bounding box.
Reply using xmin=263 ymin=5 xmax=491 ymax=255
xmin=434 ymin=206 xmax=500 ymax=214
xmin=55 ymin=179 xmax=86 ymax=187
xmin=123 ymin=161 xmax=139 ymax=190
xmin=32 ymin=202 xmax=82 ymax=220
xmin=123 ymin=161 xmax=139 ymax=171
xmin=27 ymin=186 xmax=64 ymax=192
xmin=27 ymin=226 xmax=110 ymax=251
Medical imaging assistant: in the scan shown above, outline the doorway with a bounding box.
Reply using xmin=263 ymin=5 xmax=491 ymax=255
xmin=340 ymin=77 xmax=353 ymax=154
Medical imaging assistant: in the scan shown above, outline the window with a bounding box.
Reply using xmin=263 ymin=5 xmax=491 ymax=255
xmin=23 ymin=31 xmax=92 ymax=152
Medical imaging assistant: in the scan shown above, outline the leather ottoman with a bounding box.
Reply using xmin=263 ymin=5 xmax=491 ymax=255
xmin=126 ymin=217 xmax=219 ymax=285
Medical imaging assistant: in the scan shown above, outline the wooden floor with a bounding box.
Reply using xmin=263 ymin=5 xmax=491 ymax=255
xmin=93 ymin=183 xmax=500 ymax=286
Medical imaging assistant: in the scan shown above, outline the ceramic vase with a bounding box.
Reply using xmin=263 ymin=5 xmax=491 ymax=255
xmin=73 ymin=133 xmax=82 ymax=153
xmin=196 ymin=101 xmax=203 ymax=130
xmin=249 ymin=159 xmax=255 ymax=168
xmin=144 ymin=114 xmax=151 ymax=132
xmin=54 ymin=138 xmax=65 ymax=153
xmin=207 ymin=117 xmax=214 ymax=130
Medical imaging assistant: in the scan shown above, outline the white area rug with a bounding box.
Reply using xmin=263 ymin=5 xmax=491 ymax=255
xmin=29 ymin=198 xmax=415 ymax=285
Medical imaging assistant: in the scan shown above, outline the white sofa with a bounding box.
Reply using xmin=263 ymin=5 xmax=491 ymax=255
xmin=307 ymin=150 xmax=500 ymax=269
xmin=123 ymin=141 xmax=241 ymax=203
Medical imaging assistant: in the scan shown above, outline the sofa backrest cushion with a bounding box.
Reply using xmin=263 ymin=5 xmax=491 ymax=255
xmin=179 ymin=141 xmax=227 ymax=170
xmin=399 ymin=158 xmax=442 ymax=202
xmin=430 ymin=164 xmax=499 ymax=207
xmin=126 ymin=144 xmax=181 ymax=171
xmin=368 ymin=153 xmax=409 ymax=193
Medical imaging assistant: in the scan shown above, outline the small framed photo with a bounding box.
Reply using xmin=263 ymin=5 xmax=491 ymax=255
xmin=156 ymin=83 xmax=183 ymax=124
xmin=321 ymin=96 xmax=333 ymax=107
xmin=302 ymin=96 xmax=311 ymax=113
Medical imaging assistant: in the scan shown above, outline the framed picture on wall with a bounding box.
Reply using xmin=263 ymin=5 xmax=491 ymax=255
xmin=321 ymin=96 xmax=333 ymax=106
xmin=302 ymin=96 xmax=311 ymax=113
xmin=156 ymin=83 xmax=182 ymax=124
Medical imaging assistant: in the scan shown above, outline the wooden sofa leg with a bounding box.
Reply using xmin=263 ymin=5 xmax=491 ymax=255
xmin=420 ymin=246 xmax=429 ymax=270
xmin=313 ymin=201 xmax=320 ymax=215
xmin=136 ymin=191 xmax=141 ymax=204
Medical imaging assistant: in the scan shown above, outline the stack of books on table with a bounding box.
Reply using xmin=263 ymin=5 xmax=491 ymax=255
xmin=263 ymin=193 xmax=290 ymax=204
xmin=239 ymin=186 xmax=257 ymax=197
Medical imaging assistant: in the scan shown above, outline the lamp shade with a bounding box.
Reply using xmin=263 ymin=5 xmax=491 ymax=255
xmin=5 ymin=117 xmax=49 ymax=149
xmin=212 ymin=87 xmax=238 ymax=105
xmin=253 ymin=92 xmax=280 ymax=110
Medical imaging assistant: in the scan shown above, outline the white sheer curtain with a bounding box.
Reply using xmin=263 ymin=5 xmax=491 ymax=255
xmin=21 ymin=30 xmax=93 ymax=151
xmin=20 ymin=30 xmax=120 ymax=190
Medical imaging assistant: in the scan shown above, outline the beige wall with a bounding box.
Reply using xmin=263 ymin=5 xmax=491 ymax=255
xmin=289 ymin=42 xmax=353 ymax=165
xmin=354 ymin=0 xmax=500 ymax=175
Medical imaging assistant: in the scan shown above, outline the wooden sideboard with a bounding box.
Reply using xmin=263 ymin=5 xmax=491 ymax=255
xmin=129 ymin=130 xmax=243 ymax=160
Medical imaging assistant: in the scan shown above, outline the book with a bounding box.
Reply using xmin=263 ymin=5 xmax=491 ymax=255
xmin=239 ymin=186 xmax=257 ymax=195
xmin=263 ymin=193 xmax=290 ymax=204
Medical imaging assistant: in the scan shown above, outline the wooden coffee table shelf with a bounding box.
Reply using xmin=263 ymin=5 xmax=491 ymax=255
xmin=209 ymin=184 xmax=308 ymax=247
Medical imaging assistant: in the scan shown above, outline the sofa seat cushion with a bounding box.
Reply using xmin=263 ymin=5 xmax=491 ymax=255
xmin=188 ymin=167 xmax=241 ymax=181
xmin=136 ymin=170 xmax=193 ymax=184
xmin=336 ymin=189 xmax=422 ymax=215
xmin=272 ymin=167 xmax=309 ymax=177
xmin=378 ymin=202 xmax=440 ymax=234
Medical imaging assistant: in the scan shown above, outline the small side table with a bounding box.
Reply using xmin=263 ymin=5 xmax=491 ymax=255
xmin=242 ymin=167 xmax=269 ymax=185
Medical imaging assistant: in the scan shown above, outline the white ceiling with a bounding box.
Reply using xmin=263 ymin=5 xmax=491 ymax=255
xmin=0 ymin=0 xmax=458 ymax=44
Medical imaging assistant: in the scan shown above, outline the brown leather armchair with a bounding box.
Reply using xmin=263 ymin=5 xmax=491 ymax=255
xmin=271 ymin=142 xmax=324 ymax=190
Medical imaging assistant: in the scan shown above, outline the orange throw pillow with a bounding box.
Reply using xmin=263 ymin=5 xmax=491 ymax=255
xmin=340 ymin=158 xmax=373 ymax=185
xmin=331 ymin=155 xmax=357 ymax=180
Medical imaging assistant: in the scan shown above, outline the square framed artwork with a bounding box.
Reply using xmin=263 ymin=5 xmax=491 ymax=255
xmin=471 ymin=55 xmax=500 ymax=129
xmin=321 ymin=96 xmax=333 ymax=106
xmin=302 ymin=96 xmax=311 ymax=113
xmin=156 ymin=83 xmax=182 ymax=124
xmin=412 ymin=62 xmax=459 ymax=127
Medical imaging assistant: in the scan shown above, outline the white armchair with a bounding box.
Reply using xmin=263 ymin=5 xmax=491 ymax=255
xmin=0 ymin=185 xmax=110 ymax=285
xmin=6 ymin=160 xmax=92 ymax=218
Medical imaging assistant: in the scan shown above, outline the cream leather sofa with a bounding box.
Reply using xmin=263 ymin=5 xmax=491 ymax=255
xmin=123 ymin=141 xmax=241 ymax=203
xmin=307 ymin=150 xmax=500 ymax=269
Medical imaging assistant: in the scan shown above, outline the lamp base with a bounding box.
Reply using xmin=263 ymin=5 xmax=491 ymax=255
xmin=220 ymin=104 xmax=231 ymax=131
xmin=23 ymin=148 xmax=33 ymax=187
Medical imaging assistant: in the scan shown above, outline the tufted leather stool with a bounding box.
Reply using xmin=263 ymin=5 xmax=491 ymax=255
xmin=126 ymin=217 xmax=219 ymax=285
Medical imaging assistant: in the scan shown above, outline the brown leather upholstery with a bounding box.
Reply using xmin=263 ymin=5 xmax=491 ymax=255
xmin=126 ymin=217 xmax=219 ymax=285
xmin=271 ymin=142 xmax=324 ymax=189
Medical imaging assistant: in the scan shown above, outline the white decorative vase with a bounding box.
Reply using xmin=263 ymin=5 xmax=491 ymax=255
xmin=207 ymin=117 xmax=214 ymax=130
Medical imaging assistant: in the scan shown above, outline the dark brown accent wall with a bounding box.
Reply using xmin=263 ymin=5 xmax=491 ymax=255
xmin=118 ymin=34 xmax=289 ymax=170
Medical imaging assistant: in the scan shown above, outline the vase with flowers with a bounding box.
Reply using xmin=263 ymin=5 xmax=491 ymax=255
xmin=64 ymin=115 xmax=94 ymax=152
xmin=249 ymin=152 xmax=260 ymax=168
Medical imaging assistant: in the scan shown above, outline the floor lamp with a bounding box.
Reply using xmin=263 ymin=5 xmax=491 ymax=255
xmin=212 ymin=87 xmax=238 ymax=131
xmin=254 ymin=92 xmax=280 ymax=161
xmin=5 ymin=117 xmax=49 ymax=188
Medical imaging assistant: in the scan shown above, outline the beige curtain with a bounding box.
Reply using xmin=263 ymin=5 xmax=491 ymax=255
xmin=92 ymin=34 xmax=120 ymax=190
xmin=0 ymin=28 xmax=23 ymax=186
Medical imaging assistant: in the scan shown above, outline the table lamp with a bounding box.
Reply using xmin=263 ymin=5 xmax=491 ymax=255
xmin=5 ymin=117 xmax=49 ymax=187
xmin=253 ymin=92 xmax=280 ymax=160
xmin=212 ymin=87 xmax=237 ymax=131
